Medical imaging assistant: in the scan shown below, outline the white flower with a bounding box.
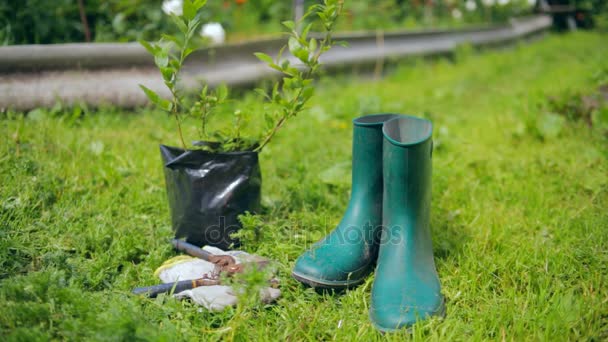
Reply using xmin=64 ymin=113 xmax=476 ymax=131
xmin=452 ymin=8 xmax=463 ymax=20
xmin=201 ymin=22 xmax=225 ymax=45
xmin=465 ymin=0 xmax=477 ymax=11
xmin=482 ymin=0 xmax=495 ymax=6
xmin=497 ymin=0 xmax=510 ymax=5
xmin=162 ymin=0 xmax=183 ymax=16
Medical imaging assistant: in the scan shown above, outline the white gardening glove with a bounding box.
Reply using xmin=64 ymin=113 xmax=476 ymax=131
xmin=154 ymin=246 xmax=280 ymax=311
xmin=175 ymin=285 xmax=281 ymax=311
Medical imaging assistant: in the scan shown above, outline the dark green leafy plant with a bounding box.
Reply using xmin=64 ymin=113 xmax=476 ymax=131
xmin=139 ymin=0 xmax=343 ymax=152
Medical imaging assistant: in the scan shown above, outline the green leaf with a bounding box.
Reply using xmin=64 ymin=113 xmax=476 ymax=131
xmin=193 ymin=0 xmax=207 ymax=10
xmin=187 ymin=17 xmax=202 ymax=33
xmin=282 ymin=20 xmax=295 ymax=31
xmin=211 ymin=130 xmax=228 ymax=141
xmin=216 ymin=84 xmax=228 ymax=102
xmin=317 ymin=12 xmax=327 ymax=23
xmin=254 ymin=52 xmax=274 ymax=64
xmin=183 ymin=47 xmax=196 ymax=59
xmin=160 ymin=67 xmax=174 ymax=82
xmin=302 ymin=86 xmax=314 ymax=101
xmin=294 ymin=49 xmax=309 ymax=63
xmin=337 ymin=40 xmax=349 ymax=48
xmin=170 ymin=14 xmax=188 ymax=34
xmin=288 ymin=36 xmax=309 ymax=63
xmin=264 ymin=112 xmax=275 ymax=129
xmin=309 ymin=38 xmax=318 ymax=53
xmin=161 ymin=34 xmax=180 ymax=45
xmin=301 ymin=23 xmax=313 ymax=40
xmin=139 ymin=84 xmax=159 ymax=103
xmin=277 ymin=45 xmax=287 ymax=59
xmin=139 ymin=85 xmax=172 ymax=112
xmin=285 ymin=66 xmax=299 ymax=76
xmin=267 ymin=63 xmax=283 ymax=73
xmin=288 ymin=36 xmax=302 ymax=56
xmin=183 ymin=0 xmax=197 ymax=21
xmin=154 ymin=52 xmax=169 ymax=68
xmin=254 ymin=88 xmax=270 ymax=100
xmin=282 ymin=77 xmax=295 ymax=91
xmin=272 ymin=82 xmax=279 ymax=101
xmin=139 ymin=40 xmax=158 ymax=55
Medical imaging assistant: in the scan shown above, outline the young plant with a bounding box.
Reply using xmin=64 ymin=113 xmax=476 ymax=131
xmin=139 ymin=0 xmax=209 ymax=149
xmin=139 ymin=0 xmax=343 ymax=152
xmin=253 ymin=0 xmax=344 ymax=152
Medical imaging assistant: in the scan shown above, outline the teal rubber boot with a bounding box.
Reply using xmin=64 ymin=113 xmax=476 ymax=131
xmin=292 ymin=114 xmax=400 ymax=289
xmin=370 ymin=115 xmax=444 ymax=331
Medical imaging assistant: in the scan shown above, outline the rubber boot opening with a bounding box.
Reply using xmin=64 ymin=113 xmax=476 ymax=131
xmin=383 ymin=116 xmax=432 ymax=146
xmin=353 ymin=114 xmax=401 ymax=126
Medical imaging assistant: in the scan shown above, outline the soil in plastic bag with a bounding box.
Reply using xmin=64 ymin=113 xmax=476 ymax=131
xmin=160 ymin=144 xmax=261 ymax=250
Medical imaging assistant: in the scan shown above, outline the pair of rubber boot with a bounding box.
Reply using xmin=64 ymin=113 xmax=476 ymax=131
xmin=292 ymin=114 xmax=444 ymax=332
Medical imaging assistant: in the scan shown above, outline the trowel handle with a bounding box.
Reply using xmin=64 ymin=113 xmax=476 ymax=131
xmin=171 ymin=239 xmax=215 ymax=260
xmin=171 ymin=239 xmax=237 ymax=268
xmin=132 ymin=279 xmax=193 ymax=298
xmin=132 ymin=278 xmax=220 ymax=298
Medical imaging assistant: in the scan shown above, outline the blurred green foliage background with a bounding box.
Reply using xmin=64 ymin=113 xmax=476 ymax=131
xmin=0 ymin=0 xmax=539 ymax=45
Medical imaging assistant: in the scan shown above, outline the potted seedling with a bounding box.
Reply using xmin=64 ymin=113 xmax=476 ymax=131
xmin=140 ymin=0 xmax=343 ymax=249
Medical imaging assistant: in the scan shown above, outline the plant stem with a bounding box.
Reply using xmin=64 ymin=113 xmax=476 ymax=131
xmin=255 ymin=116 xmax=286 ymax=152
xmin=169 ymin=86 xmax=187 ymax=149
xmin=175 ymin=114 xmax=187 ymax=149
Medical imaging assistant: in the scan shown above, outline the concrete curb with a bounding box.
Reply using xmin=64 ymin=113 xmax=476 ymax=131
xmin=0 ymin=15 xmax=552 ymax=111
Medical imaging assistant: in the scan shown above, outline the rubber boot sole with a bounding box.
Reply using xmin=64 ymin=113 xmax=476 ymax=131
xmin=291 ymin=271 xmax=366 ymax=290
xmin=370 ymin=298 xmax=446 ymax=333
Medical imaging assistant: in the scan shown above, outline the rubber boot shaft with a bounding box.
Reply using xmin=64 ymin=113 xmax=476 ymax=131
xmin=370 ymin=115 xmax=444 ymax=331
xmin=292 ymin=114 xmax=400 ymax=288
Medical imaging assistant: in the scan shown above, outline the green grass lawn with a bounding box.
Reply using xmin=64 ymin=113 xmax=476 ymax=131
xmin=1 ymin=32 xmax=607 ymax=341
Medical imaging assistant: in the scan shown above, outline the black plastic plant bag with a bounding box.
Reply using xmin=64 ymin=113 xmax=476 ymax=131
xmin=160 ymin=144 xmax=261 ymax=250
